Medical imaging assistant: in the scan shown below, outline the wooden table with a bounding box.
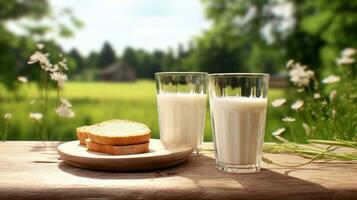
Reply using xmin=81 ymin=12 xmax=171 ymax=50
xmin=0 ymin=141 xmax=356 ymax=200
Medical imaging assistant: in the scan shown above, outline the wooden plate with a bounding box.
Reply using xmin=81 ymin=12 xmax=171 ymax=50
xmin=57 ymin=139 xmax=192 ymax=171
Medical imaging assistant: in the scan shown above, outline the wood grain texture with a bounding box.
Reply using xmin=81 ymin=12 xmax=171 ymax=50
xmin=0 ymin=141 xmax=357 ymax=200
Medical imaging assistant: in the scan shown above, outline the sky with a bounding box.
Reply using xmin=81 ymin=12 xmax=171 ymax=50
xmin=50 ymin=0 xmax=210 ymax=55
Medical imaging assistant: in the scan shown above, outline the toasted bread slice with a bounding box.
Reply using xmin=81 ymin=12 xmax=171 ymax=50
xmin=86 ymin=119 xmax=151 ymax=145
xmin=76 ymin=126 xmax=91 ymax=145
xmin=86 ymin=139 xmax=149 ymax=155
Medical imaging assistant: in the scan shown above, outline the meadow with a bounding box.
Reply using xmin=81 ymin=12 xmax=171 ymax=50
xmin=0 ymin=81 xmax=284 ymax=142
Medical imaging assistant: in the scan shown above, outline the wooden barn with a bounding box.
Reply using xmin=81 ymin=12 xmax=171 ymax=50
xmin=100 ymin=62 xmax=136 ymax=82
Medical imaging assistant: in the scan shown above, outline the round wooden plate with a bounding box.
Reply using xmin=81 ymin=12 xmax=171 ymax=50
xmin=57 ymin=139 xmax=193 ymax=171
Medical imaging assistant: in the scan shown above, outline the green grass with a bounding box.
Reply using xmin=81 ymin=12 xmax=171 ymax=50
xmin=0 ymin=81 xmax=284 ymax=141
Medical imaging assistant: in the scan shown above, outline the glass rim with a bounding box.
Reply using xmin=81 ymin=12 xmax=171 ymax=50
xmin=209 ymin=73 xmax=269 ymax=77
xmin=155 ymin=72 xmax=209 ymax=76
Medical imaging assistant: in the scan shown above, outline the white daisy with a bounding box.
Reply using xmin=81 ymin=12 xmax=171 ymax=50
xmin=29 ymin=113 xmax=43 ymax=121
xmin=4 ymin=113 xmax=12 ymax=120
xmin=17 ymin=76 xmax=28 ymax=84
xmin=322 ymin=75 xmax=340 ymax=84
xmin=341 ymin=48 xmax=356 ymax=58
xmin=291 ymin=100 xmax=304 ymax=110
xmin=272 ymin=128 xmax=285 ymax=136
xmin=271 ymin=98 xmax=286 ymax=107
xmin=36 ymin=43 xmax=44 ymax=50
xmin=313 ymin=93 xmax=321 ymax=99
xmin=282 ymin=117 xmax=295 ymax=122
xmin=336 ymin=57 xmax=355 ymax=65
xmin=289 ymin=65 xmax=314 ymax=87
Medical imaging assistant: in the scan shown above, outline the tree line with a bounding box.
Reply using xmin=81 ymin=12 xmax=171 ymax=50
xmin=1 ymin=0 xmax=357 ymax=87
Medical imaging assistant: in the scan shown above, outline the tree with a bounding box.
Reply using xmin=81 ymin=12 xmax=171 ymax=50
xmin=284 ymin=0 xmax=357 ymax=75
xmin=0 ymin=0 xmax=82 ymax=88
xmin=97 ymin=42 xmax=117 ymax=69
xmin=0 ymin=0 xmax=49 ymax=88
xmin=195 ymin=0 xmax=357 ymax=76
xmin=68 ymin=48 xmax=84 ymax=74
xmin=186 ymin=0 xmax=285 ymax=74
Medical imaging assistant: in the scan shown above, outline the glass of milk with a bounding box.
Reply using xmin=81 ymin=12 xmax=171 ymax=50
xmin=209 ymin=73 xmax=269 ymax=173
xmin=155 ymin=72 xmax=208 ymax=155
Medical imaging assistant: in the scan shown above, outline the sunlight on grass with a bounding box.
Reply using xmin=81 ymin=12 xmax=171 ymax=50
xmin=0 ymin=81 xmax=284 ymax=141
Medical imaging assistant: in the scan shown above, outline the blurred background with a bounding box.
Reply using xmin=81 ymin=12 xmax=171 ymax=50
xmin=1 ymin=0 xmax=356 ymax=141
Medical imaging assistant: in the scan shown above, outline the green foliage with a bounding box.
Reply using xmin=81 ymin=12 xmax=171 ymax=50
xmin=97 ymin=42 xmax=117 ymax=69
xmin=0 ymin=0 xmax=49 ymax=20
xmin=271 ymin=51 xmax=357 ymax=143
xmin=0 ymin=0 xmax=83 ymax=89
xmin=285 ymin=0 xmax=357 ymax=75
xmin=185 ymin=0 xmax=285 ymax=74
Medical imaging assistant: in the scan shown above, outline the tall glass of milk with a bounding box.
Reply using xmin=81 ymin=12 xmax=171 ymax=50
xmin=156 ymin=72 xmax=208 ymax=155
xmin=209 ymin=73 xmax=269 ymax=173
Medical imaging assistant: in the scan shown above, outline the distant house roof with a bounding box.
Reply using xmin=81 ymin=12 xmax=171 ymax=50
xmin=100 ymin=62 xmax=136 ymax=82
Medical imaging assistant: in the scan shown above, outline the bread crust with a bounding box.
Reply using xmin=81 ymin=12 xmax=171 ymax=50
xmin=86 ymin=119 xmax=151 ymax=145
xmin=76 ymin=126 xmax=90 ymax=145
xmin=86 ymin=139 xmax=149 ymax=155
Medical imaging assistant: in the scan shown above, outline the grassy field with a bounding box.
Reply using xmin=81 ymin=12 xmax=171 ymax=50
xmin=0 ymin=81 xmax=284 ymax=141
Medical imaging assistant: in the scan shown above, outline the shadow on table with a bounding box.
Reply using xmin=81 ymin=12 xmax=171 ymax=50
xmin=55 ymin=153 xmax=356 ymax=199
xmin=58 ymin=160 xmax=190 ymax=180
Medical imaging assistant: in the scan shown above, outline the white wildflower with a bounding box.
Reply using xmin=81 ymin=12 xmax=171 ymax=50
xmin=289 ymin=64 xmax=314 ymax=87
xmin=336 ymin=57 xmax=355 ymax=65
xmin=329 ymin=90 xmax=337 ymax=101
xmin=58 ymin=60 xmax=68 ymax=71
xmin=36 ymin=43 xmax=44 ymax=50
xmin=271 ymin=98 xmax=286 ymax=107
xmin=332 ymin=110 xmax=337 ymax=119
xmin=29 ymin=113 xmax=43 ymax=121
xmin=17 ymin=76 xmax=28 ymax=84
xmin=272 ymin=128 xmax=285 ymax=136
xmin=297 ymin=88 xmax=304 ymax=93
xmin=49 ymin=64 xmax=59 ymax=72
xmin=313 ymin=93 xmax=321 ymax=99
xmin=302 ymin=123 xmax=311 ymax=135
xmin=291 ymin=100 xmax=304 ymax=110
xmin=28 ymin=51 xmax=52 ymax=70
xmin=50 ymin=72 xmax=67 ymax=87
xmin=4 ymin=113 xmax=12 ymax=120
xmin=286 ymin=59 xmax=294 ymax=68
xmin=60 ymin=98 xmax=72 ymax=107
xmin=282 ymin=117 xmax=295 ymax=122
xmin=322 ymin=75 xmax=340 ymax=84
xmin=341 ymin=48 xmax=356 ymax=58
xmin=55 ymin=104 xmax=75 ymax=118
xmin=322 ymin=101 xmax=327 ymax=106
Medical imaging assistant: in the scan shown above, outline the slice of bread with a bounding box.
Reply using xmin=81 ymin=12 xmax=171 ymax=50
xmin=76 ymin=126 xmax=91 ymax=145
xmin=86 ymin=119 xmax=151 ymax=145
xmin=86 ymin=139 xmax=149 ymax=155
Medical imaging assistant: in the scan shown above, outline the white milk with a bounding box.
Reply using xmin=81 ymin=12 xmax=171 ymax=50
xmin=157 ymin=93 xmax=207 ymax=153
xmin=210 ymin=97 xmax=267 ymax=165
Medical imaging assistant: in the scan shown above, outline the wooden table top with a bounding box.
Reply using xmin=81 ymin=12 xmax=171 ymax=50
xmin=0 ymin=141 xmax=356 ymax=200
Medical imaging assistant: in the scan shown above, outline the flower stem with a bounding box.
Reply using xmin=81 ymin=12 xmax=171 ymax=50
xmin=262 ymin=146 xmax=337 ymax=167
